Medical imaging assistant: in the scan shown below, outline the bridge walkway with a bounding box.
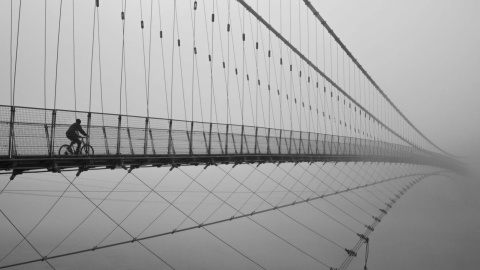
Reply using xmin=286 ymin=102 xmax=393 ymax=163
xmin=0 ymin=105 xmax=452 ymax=177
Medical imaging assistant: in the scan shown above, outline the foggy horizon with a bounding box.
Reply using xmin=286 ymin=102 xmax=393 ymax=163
xmin=0 ymin=0 xmax=479 ymax=270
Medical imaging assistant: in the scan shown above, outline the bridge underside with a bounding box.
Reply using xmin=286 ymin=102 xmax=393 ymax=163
xmin=0 ymin=153 xmax=453 ymax=179
xmin=0 ymin=105 xmax=459 ymax=177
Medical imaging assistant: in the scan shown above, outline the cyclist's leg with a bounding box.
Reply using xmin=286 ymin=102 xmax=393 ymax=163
xmin=67 ymin=134 xmax=76 ymax=153
xmin=73 ymin=137 xmax=81 ymax=154
xmin=67 ymin=134 xmax=81 ymax=154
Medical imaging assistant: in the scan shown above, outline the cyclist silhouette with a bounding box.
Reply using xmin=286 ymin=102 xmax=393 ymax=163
xmin=66 ymin=119 xmax=88 ymax=154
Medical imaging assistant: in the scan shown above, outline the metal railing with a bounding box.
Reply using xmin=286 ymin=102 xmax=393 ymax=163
xmin=0 ymin=105 xmax=441 ymax=162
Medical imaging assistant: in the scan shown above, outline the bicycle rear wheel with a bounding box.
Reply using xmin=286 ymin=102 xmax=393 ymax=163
xmin=81 ymin=145 xmax=94 ymax=156
xmin=58 ymin=145 xmax=73 ymax=156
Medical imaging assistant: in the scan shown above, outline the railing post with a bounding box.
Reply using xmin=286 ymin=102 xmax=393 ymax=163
xmin=356 ymin=137 xmax=360 ymax=156
xmin=143 ymin=117 xmax=149 ymax=155
xmin=361 ymin=138 xmax=364 ymax=156
xmin=323 ymin=134 xmax=327 ymax=155
xmin=168 ymin=119 xmax=173 ymax=155
xmin=278 ymin=129 xmax=282 ymax=155
xmin=379 ymin=141 xmax=382 ymax=156
xmin=127 ymin=128 xmax=134 ymax=155
xmin=358 ymin=138 xmax=362 ymax=156
xmin=307 ymin=132 xmax=311 ymax=155
xmin=360 ymin=138 xmax=363 ymax=155
xmin=225 ymin=124 xmax=229 ymax=155
xmin=8 ymin=106 xmax=15 ymax=158
xmin=149 ymin=129 xmax=156 ymax=155
xmin=351 ymin=137 xmax=354 ymax=155
xmin=352 ymin=136 xmax=356 ymax=155
xmin=86 ymin=112 xmax=92 ymax=147
xmin=344 ymin=136 xmax=347 ymax=155
xmin=267 ymin=128 xmax=271 ymax=154
xmin=208 ymin=123 xmax=212 ymax=155
xmin=299 ymin=131 xmax=303 ymax=154
xmin=116 ymin=115 xmax=122 ymax=155
xmin=102 ymin=126 xmax=109 ymax=155
xmin=49 ymin=109 xmax=57 ymax=156
xmin=240 ymin=125 xmax=244 ymax=155
xmin=288 ymin=131 xmax=293 ymax=155
xmin=231 ymin=127 xmax=238 ymax=154
xmin=217 ymin=132 xmax=224 ymax=155
xmin=44 ymin=123 xmax=50 ymax=155
xmin=372 ymin=140 xmax=375 ymax=156
xmin=189 ymin=121 xmax=194 ymax=155
xmin=254 ymin=127 xmax=258 ymax=155
xmin=337 ymin=136 xmax=341 ymax=155
xmin=330 ymin=134 xmax=335 ymax=155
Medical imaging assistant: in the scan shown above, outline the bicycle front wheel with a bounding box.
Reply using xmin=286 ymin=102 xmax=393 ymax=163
xmin=58 ymin=145 xmax=73 ymax=156
xmin=81 ymin=145 xmax=94 ymax=156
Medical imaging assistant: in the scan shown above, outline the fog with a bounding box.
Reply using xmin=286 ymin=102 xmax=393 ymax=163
xmin=1 ymin=0 xmax=479 ymax=269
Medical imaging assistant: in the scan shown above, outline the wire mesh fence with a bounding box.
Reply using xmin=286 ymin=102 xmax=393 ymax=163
xmin=0 ymin=105 xmax=435 ymax=162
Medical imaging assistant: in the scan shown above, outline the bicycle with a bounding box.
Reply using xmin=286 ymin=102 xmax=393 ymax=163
xmin=58 ymin=137 xmax=94 ymax=156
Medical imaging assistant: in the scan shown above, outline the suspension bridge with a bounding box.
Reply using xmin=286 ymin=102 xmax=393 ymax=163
xmin=0 ymin=0 xmax=465 ymax=269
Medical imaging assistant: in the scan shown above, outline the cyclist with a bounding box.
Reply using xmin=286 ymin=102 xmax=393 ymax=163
xmin=66 ymin=119 xmax=88 ymax=154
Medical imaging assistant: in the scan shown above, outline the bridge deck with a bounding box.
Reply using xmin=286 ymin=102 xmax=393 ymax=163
xmin=0 ymin=105 xmax=453 ymax=176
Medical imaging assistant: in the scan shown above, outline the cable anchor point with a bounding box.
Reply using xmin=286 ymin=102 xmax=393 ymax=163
xmin=345 ymin=249 xmax=357 ymax=257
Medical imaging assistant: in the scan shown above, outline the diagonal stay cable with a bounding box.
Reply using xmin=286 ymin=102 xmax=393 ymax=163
xmin=344 ymin=163 xmax=407 ymax=210
xmin=134 ymin=168 xmax=207 ymax=238
xmin=272 ymin=163 xmax=372 ymax=226
xmin=130 ymin=170 xmax=265 ymax=269
xmin=95 ymin=170 xmax=172 ymax=248
xmin=174 ymin=166 xmax=233 ymax=231
xmin=356 ymin=162 xmax=395 ymax=201
xmin=203 ymin=226 xmax=266 ymax=270
xmin=0 ymin=172 xmax=439 ymax=269
xmin=271 ymin=162 xmax=366 ymax=228
xmin=175 ymin=165 xmax=337 ymax=268
xmin=273 ymin=163 xmax=319 ymax=207
xmin=46 ymin=172 xmax=130 ymax=257
xmin=217 ymin=165 xmax=345 ymax=250
xmin=288 ymin=166 xmax=360 ymax=235
xmin=253 ymin=163 xmax=369 ymax=227
xmin=292 ymin=165 xmax=360 ymax=234
xmin=374 ymin=164 xmax=413 ymax=197
xmin=0 ymin=176 xmax=79 ymax=264
xmin=235 ymin=165 xmax=280 ymax=216
xmin=201 ymin=164 xmax=267 ymax=224
xmin=318 ymin=162 xmax=386 ymax=212
xmin=248 ymin=215 xmax=332 ymax=269
xmin=295 ymin=165 xmax=325 ymax=201
xmin=345 ymin=162 xmax=390 ymax=205
xmin=54 ymin=173 xmax=174 ymax=269
xmin=254 ymin=163 xmax=306 ymax=210
xmin=315 ymin=164 xmax=377 ymax=215
xmin=0 ymin=180 xmax=11 ymax=197
xmin=251 ymin=173 xmax=346 ymax=250
xmin=313 ymin=163 xmax=385 ymax=213
xmin=307 ymin=163 xmax=381 ymax=217
xmin=0 ymin=209 xmax=56 ymax=270
xmin=336 ymin=175 xmax=427 ymax=270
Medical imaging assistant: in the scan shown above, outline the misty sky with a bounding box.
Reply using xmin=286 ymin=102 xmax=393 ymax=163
xmin=1 ymin=0 xmax=479 ymax=270
xmin=323 ymin=1 xmax=480 ymax=269
xmin=322 ymin=0 xmax=480 ymax=157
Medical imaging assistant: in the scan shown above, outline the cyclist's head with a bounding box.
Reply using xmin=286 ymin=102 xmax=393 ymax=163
xmin=76 ymin=119 xmax=81 ymax=124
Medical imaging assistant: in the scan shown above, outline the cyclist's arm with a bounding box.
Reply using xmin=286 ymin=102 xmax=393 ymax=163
xmin=78 ymin=126 xmax=88 ymax=137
